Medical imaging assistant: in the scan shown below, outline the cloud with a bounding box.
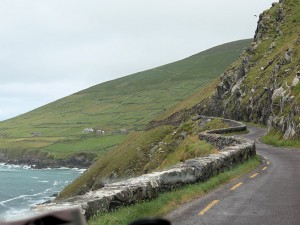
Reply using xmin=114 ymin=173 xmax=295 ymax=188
xmin=0 ymin=0 xmax=277 ymax=120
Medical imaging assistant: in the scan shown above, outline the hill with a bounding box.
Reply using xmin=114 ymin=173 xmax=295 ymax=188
xmin=58 ymin=0 xmax=300 ymax=200
xmin=0 ymin=39 xmax=251 ymax=165
xmin=195 ymin=0 xmax=300 ymax=140
xmin=158 ymin=0 xmax=299 ymax=141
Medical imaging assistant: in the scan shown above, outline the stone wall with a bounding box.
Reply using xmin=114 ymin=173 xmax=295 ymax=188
xmin=199 ymin=117 xmax=247 ymax=150
xmin=37 ymin=118 xmax=255 ymax=219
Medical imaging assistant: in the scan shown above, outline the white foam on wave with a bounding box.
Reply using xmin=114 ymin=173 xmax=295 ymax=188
xmin=0 ymin=164 xmax=84 ymax=220
xmin=0 ymin=207 xmax=34 ymax=220
xmin=38 ymin=180 xmax=50 ymax=183
xmin=0 ymin=189 xmax=56 ymax=219
xmin=57 ymin=167 xmax=70 ymax=170
xmin=0 ymin=192 xmax=44 ymax=205
xmin=41 ymin=167 xmax=86 ymax=172
xmin=22 ymin=165 xmax=32 ymax=170
xmin=1 ymin=163 xmax=87 ymax=172
xmin=53 ymin=180 xmax=60 ymax=186
xmin=78 ymin=169 xmax=86 ymax=174
xmin=0 ymin=164 xmax=18 ymax=171
xmin=0 ymin=163 xmax=35 ymax=171
xmin=43 ymin=188 xmax=52 ymax=193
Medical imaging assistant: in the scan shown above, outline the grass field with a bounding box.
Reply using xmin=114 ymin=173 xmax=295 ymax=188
xmin=0 ymin=39 xmax=251 ymax=159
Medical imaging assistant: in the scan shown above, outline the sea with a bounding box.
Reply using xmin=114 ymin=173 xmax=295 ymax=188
xmin=0 ymin=163 xmax=84 ymax=220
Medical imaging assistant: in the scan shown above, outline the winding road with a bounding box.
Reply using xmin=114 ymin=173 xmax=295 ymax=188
xmin=166 ymin=126 xmax=300 ymax=225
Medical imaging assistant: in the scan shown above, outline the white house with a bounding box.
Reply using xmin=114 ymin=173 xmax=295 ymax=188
xmin=83 ymin=128 xmax=94 ymax=133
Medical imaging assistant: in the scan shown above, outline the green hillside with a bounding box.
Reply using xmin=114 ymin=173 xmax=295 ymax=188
xmin=59 ymin=118 xmax=225 ymax=198
xmin=0 ymin=39 xmax=250 ymax=161
xmin=50 ymin=0 xmax=300 ymax=202
xmin=193 ymin=0 xmax=300 ymax=141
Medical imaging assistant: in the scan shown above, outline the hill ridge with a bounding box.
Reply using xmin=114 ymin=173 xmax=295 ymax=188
xmin=0 ymin=39 xmax=251 ymax=163
xmin=162 ymin=0 xmax=300 ymax=139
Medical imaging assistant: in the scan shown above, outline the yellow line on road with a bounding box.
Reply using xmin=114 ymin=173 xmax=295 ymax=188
xmin=230 ymin=182 xmax=243 ymax=191
xmin=262 ymin=167 xmax=267 ymax=171
xmin=267 ymin=161 xmax=270 ymax=165
xmin=249 ymin=173 xmax=259 ymax=178
xmin=199 ymin=200 xmax=220 ymax=216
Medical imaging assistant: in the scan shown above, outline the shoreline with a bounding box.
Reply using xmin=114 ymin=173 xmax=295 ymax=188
xmin=0 ymin=151 xmax=94 ymax=169
xmin=0 ymin=164 xmax=84 ymax=220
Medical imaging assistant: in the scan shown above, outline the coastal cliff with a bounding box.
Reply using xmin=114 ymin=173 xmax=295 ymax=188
xmin=151 ymin=0 xmax=300 ymax=139
xmin=0 ymin=151 xmax=95 ymax=169
xmin=196 ymin=0 xmax=300 ymax=139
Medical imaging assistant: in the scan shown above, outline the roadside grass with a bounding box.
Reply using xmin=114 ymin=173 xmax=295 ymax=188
xmin=89 ymin=156 xmax=260 ymax=225
xmin=262 ymin=129 xmax=300 ymax=149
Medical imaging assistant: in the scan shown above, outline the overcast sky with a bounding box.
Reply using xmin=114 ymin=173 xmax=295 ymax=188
xmin=0 ymin=0 xmax=277 ymax=121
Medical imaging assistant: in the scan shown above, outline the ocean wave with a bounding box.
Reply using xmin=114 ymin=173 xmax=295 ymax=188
xmin=0 ymin=207 xmax=34 ymax=220
xmin=1 ymin=163 xmax=87 ymax=172
xmin=76 ymin=169 xmax=86 ymax=173
xmin=0 ymin=164 xmax=83 ymax=220
xmin=38 ymin=180 xmax=50 ymax=183
xmin=0 ymin=192 xmax=44 ymax=205
xmin=0 ymin=164 xmax=35 ymax=171
xmin=53 ymin=180 xmax=60 ymax=186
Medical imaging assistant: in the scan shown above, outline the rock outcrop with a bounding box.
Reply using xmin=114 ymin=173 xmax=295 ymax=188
xmin=194 ymin=0 xmax=300 ymax=139
xmin=36 ymin=118 xmax=255 ymax=219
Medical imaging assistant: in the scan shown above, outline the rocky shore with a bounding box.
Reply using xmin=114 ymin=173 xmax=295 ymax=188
xmin=0 ymin=151 xmax=95 ymax=169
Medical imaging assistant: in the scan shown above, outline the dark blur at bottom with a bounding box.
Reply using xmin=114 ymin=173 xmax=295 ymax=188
xmin=128 ymin=218 xmax=171 ymax=225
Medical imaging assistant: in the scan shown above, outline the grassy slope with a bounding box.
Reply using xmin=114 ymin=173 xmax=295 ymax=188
xmin=59 ymin=118 xmax=230 ymax=199
xmin=0 ymin=39 xmax=251 ymax=159
xmin=235 ymin=0 xmax=300 ymax=143
xmin=217 ymin=0 xmax=300 ymax=137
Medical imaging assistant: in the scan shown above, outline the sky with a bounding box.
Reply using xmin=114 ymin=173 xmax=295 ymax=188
xmin=0 ymin=0 xmax=278 ymax=121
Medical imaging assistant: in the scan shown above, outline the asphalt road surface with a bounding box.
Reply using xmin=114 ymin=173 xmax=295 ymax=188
xmin=166 ymin=126 xmax=300 ymax=225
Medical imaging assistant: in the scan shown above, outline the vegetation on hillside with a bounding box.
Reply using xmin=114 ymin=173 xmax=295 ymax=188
xmin=262 ymin=129 xmax=300 ymax=148
xmin=164 ymin=0 xmax=300 ymax=143
xmin=58 ymin=117 xmax=232 ymax=199
xmin=0 ymin=39 xmax=250 ymax=162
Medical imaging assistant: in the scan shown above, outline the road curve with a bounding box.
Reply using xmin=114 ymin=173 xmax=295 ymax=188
xmin=166 ymin=126 xmax=300 ymax=225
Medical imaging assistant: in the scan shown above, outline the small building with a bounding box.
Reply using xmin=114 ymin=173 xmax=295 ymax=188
xmin=120 ymin=129 xmax=129 ymax=134
xmin=32 ymin=132 xmax=42 ymax=137
xmin=83 ymin=128 xmax=94 ymax=133
xmin=96 ymin=130 xmax=105 ymax=135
